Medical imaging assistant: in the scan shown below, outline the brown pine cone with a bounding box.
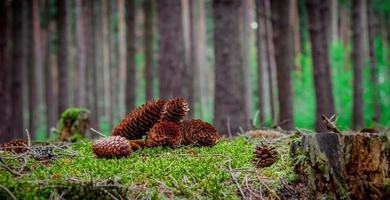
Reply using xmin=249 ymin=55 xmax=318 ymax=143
xmin=179 ymin=119 xmax=219 ymax=147
xmin=146 ymin=121 xmax=182 ymax=148
xmin=252 ymin=143 xmax=279 ymax=168
xmin=128 ymin=140 xmax=148 ymax=151
xmin=92 ymin=136 xmax=132 ymax=158
xmin=112 ymin=99 xmax=167 ymax=139
xmin=0 ymin=139 xmax=28 ymax=153
xmin=161 ymin=98 xmax=189 ymax=123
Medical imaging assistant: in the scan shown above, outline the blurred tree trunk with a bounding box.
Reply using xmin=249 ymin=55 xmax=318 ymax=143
xmin=10 ymin=0 xmax=25 ymax=139
xmin=43 ymin=0 xmax=57 ymax=135
xmin=306 ymin=0 xmax=336 ymax=132
xmin=213 ymin=0 xmax=249 ymax=136
xmin=255 ymin=0 xmax=267 ymax=124
xmin=339 ymin=5 xmax=350 ymax=50
xmin=109 ymin=0 xmax=119 ymax=125
xmin=330 ymin=0 xmax=338 ymax=42
xmin=241 ymin=0 xmax=253 ymax=124
xmin=144 ymin=0 xmax=154 ymax=101
xmin=0 ymin=0 xmax=10 ymax=142
xmin=126 ymin=0 xmax=136 ymax=111
xmin=351 ymin=0 xmax=365 ymax=130
xmin=102 ymin=0 xmax=112 ymax=128
xmin=75 ymin=0 xmax=87 ymax=107
xmin=264 ymin=0 xmax=277 ymax=124
xmin=183 ymin=0 xmax=194 ymax=117
xmin=118 ymin=0 xmax=126 ymax=117
xmin=84 ymin=0 xmax=99 ymax=129
xmin=290 ymin=0 xmax=301 ymax=73
xmin=94 ymin=0 xmax=104 ymax=126
xmin=157 ymin=0 xmax=188 ymax=99
xmin=57 ymin=0 xmax=68 ymax=113
xmin=367 ymin=0 xmax=380 ymax=123
xmin=26 ymin=0 xmax=37 ymax=138
xmin=271 ymin=0 xmax=295 ymax=130
xmin=189 ymin=0 xmax=207 ymax=118
xmin=33 ymin=0 xmax=45 ymax=137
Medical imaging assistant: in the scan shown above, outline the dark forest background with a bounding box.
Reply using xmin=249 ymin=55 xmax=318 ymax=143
xmin=0 ymin=0 xmax=390 ymax=142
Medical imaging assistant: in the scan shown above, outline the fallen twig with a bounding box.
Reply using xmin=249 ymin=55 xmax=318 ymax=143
xmin=0 ymin=184 xmax=17 ymax=200
xmin=321 ymin=114 xmax=342 ymax=134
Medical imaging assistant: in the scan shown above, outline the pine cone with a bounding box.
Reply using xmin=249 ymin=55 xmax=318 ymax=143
xmin=161 ymin=98 xmax=189 ymax=123
xmin=0 ymin=139 xmax=28 ymax=153
xmin=252 ymin=143 xmax=279 ymax=168
xmin=146 ymin=121 xmax=182 ymax=148
xmin=179 ymin=119 xmax=219 ymax=147
xmin=112 ymin=99 xmax=167 ymax=139
xmin=92 ymin=136 xmax=132 ymax=158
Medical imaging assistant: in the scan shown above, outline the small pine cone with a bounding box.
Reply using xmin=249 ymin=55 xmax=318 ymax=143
xmin=146 ymin=121 xmax=182 ymax=148
xmin=180 ymin=119 xmax=219 ymax=147
xmin=92 ymin=136 xmax=132 ymax=158
xmin=112 ymin=99 xmax=167 ymax=139
xmin=0 ymin=139 xmax=28 ymax=153
xmin=160 ymin=98 xmax=189 ymax=123
xmin=252 ymin=143 xmax=279 ymax=168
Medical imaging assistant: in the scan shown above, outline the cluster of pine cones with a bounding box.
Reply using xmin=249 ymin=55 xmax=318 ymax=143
xmin=93 ymin=98 xmax=219 ymax=159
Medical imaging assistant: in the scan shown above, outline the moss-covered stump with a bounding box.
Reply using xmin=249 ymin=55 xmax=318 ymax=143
xmin=58 ymin=108 xmax=90 ymax=141
xmin=292 ymin=132 xmax=388 ymax=200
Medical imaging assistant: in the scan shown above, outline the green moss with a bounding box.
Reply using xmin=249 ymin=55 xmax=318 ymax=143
xmin=0 ymin=136 xmax=297 ymax=199
xmin=58 ymin=108 xmax=89 ymax=132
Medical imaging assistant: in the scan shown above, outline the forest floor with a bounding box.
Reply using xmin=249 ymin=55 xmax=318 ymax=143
xmin=0 ymin=130 xmax=301 ymax=199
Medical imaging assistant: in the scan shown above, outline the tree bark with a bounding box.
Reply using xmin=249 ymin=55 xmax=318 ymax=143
xmin=183 ymin=0 xmax=194 ymax=117
xmin=126 ymin=0 xmax=136 ymax=111
xmin=118 ymin=0 xmax=127 ymax=117
xmin=57 ymin=0 xmax=68 ymax=114
xmin=330 ymin=0 xmax=338 ymax=42
xmin=367 ymin=0 xmax=381 ymax=123
xmin=101 ymin=0 xmax=112 ymax=129
xmin=75 ymin=0 xmax=87 ymax=108
xmin=292 ymin=132 xmax=388 ymax=199
xmin=306 ymin=0 xmax=336 ymax=132
xmin=157 ymin=0 xmax=188 ymax=99
xmin=264 ymin=0 xmax=277 ymax=124
xmin=10 ymin=0 xmax=25 ymax=139
xmin=213 ymin=0 xmax=249 ymax=136
xmin=255 ymin=0 xmax=267 ymax=124
xmin=351 ymin=0 xmax=365 ymax=130
xmin=144 ymin=0 xmax=154 ymax=101
xmin=271 ymin=0 xmax=295 ymax=130
xmin=0 ymin=0 xmax=10 ymax=143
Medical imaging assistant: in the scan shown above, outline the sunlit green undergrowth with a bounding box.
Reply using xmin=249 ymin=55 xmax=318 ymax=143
xmin=0 ymin=136 xmax=297 ymax=199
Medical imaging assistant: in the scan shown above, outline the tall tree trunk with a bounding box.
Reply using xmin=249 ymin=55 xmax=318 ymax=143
xmin=157 ymin=0 xmax=188 ymax=99
xmin=271 ymin=0 xmax=295 ymax=130
xmin=144 ymin=0 xmax=154 ymax=101
xmin=83 ymin=0 xmax=98 ymax=129
xmin=339 ymin=5 xmax=350 ymax=50
xmin=213 ymin=0 xmax=249 ymax=136
xmin=367 ymin=0 xmax=380 ymax=123
xmin=306 ymin=0 xmax=336 ymax=132
xmin=290 ymin=0 xmax=301 ymax=72
xmin=351 ymin=0 xmax=365 ymax=129
xmin=118 ymin=0 xmax=126 ymax=117
xmin=241 ymin=0 xmax=254 ymax=124
xmin=109 ymin=0 xmax=119 ymax=125
xmin=183 ymin=0 xmax=194 ymax=117
xmin=43 ymin=0 xmax=57 ymax=135
xmin=10 ymin=0 xmax=25 ymax=139
xmin=26 ymin=0 xmax=38 ymax=138
xmin=264 ymin=0 xmax=277 ymax=124
xmin=75 ymin=0 xmax=87 ymax=107
xmin=330 ymin=0 xmax=338 ymax=42
xmin=57 ymin=0 xmax=68 ymax=113
xmin=0 ymin=0 xmax=10 ymax=142
xmin=126 ymin=0 xmax=136 ymax=111
xmin=102 ymin=0 xmax=112 ymax=129
xmin=255 ymin=0 xmax=267 ymax=125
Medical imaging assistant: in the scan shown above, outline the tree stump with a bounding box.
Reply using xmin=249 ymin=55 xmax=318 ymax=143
xmin=291 ymin=132 xmax=388 ymax=200
xmin=58 ymin=108 xmax=90 ymax=141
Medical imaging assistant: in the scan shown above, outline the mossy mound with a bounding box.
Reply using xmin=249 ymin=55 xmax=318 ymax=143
xmin=0 ymin=134 xmax=297 ymax=199
xmin=57 ymin=108 xmax=90 ymax=141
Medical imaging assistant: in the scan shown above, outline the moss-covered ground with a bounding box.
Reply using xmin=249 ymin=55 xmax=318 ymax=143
xmin=0 ymin=134 xmax=297 ymax=199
